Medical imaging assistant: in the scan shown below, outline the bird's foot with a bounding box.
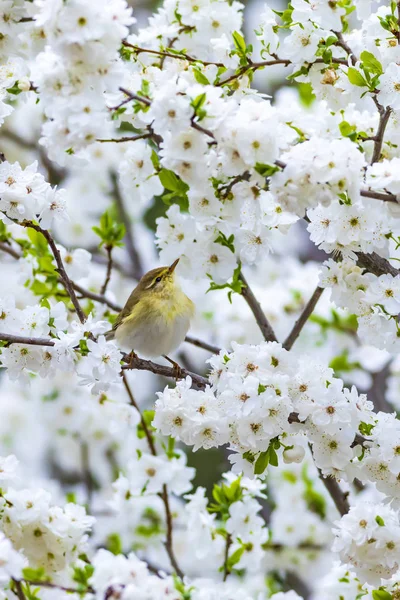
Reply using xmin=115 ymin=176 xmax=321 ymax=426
xmin=127 ymin=350 xmax=138 ymax=368
xmin=163 ymin=355 xmax=184 ymax=380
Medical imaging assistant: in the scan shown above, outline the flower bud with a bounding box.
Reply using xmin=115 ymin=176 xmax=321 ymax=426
xmin=17 ymin=77 xmax=31 ymax=92
xmin=283 ymin=445 xmax=305 ymax=464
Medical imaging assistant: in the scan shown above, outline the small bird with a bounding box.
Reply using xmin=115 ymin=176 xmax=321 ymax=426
xmin=105 ymin=259 xmax=194 ymax=366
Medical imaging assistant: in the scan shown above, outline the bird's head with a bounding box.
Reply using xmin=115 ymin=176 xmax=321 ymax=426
xmin=138 ymin=259 xmax=180 ymax=297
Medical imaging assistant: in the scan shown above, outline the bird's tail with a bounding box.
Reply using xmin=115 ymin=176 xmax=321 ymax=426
xmin=105 ymin=330 xmax=115 ymax=341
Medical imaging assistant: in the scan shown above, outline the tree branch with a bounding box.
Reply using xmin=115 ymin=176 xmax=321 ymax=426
xmin=100 ymin=245 xmax=113 ymax=296
xmin=122 ymin=354 xmax=207 ymax=390
xmin=371 ymin=103 xmax=391 ymax=165
xmin=12 ymin=580 xmax=26 ymax=600
xmin=184 ymin=335 xmax=220 ymax=354
xmin=317 ymin=470 xmax=350 ymax=516
xmin=223 ymin=533 xmax=233 ymax=581
xmin=21 ymin=579 xmax=94 ymax=594
xmin=122 ymin=40 xmax=224 ymax=67
xmin=122 ymin=373 xmax=184 ymax=578
xmin=239 ymin=271 xmax=278 ymax=343
xmin=22 ymin=221 xmax=87 ymax=324
xmin=283 ymin=287 xmax=324 ymax=350
xmin=333 ymin=30 xmax=357 ymax=65
xmin=110 ymin=172 xmax=143 ymax=281
xmin=97 ymin=133 xmax=152 ymax=143
xmin=356 ymin=251 xmax=400 ymax=278
xmin=0 ymin=241 xmax=21 ymax=259
xmin=0 ymin=333 xmax=55 ymax=347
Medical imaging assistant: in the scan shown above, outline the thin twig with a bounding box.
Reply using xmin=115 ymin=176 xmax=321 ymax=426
xmin=22 ymin=221 xmax=86 ymax=324
xmin=122 ymin=354 xmax=207 ymax=390
xmin=309 ymin=443 xmax=350 ymax=516
xmin=122 ymin=373 xmax=184 ymax=578
xmin=0 ymin=241 xmax=21 ymax=259
xmin=223 ymin=533 xmax=232 ymax=581
xmin=12 ymin=580 xmax=26 ymax=600
xmin=21 ymin=579 xmax=94 ymax=594
xmin=122 ymin=40 xmax=224 ymax=67
xmin=216 ymin=59 xmax=291 ymax=87
xmin=80 ymin=441 xmax=93 ymax=513
xmin=0 ymin=333 xmax=55 ymax=347
xmin=97 ymin=133 xmax=152 ymax=143
xmin=100 ymin=245 xmax=113 ymax=296
xmin=239 ymin=271 xmax=278 ymax=343
xmin=333 ymin=31 xmax=357 ymax=65
xmin=108 ymin=87 xmax=152 ymax=111
xmin=318 ymin=471 xmax=350 ymax=516
xmin=72 ymin=282 xmax=122 ymax=312
xmin=371 ymin=103 xmax=391 ymax=164
xmin=360 ymin=189 xmax=398 ymax=203
xmin=111 ymin=172 xmax=143 ymax=281
xmin=184 ymin=335 xmax=221 ymax=354
xmin=283 ymin=287 xmax=324 ymax=350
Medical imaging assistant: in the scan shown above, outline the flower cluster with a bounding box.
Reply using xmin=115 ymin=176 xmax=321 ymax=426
xmin=154 ymin=341 xmax=372 ymax=478
xmin=0 ymin=160 xmax=67 ymax=227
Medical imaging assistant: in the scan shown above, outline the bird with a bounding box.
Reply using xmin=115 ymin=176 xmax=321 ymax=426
xmin=105 ymin=259 xmax=194 ymax=370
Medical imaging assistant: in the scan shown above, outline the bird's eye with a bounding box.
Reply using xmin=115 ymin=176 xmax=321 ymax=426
xmin=155 ymin=276 xmax=162 ymax=283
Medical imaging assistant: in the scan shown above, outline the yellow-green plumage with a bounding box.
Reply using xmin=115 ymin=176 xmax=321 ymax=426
xmin=106 ymin=260 xmax=195 ymax=358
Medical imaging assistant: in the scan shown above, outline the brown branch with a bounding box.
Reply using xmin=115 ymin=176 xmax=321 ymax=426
xmin=333 ymin=31 xmax=357 ymax=65
xmin=0 ymin=333 xmax=55 ymax=347
xmin=122 ymin=40 xmax=224 ymax=67
xmin=97 ymin=133 xmax=152 ymax=143
xmin=217 ymin=59 xmax=291 ymax=87
xmin=21 ymin=579 xmax=94 ymax=594
xmin=122 ymin=354 xmax=207 ymax=390
xmin=0 ymin=241 xmax=21 ymax=259
xmin=12 ymin=580 xmax=26 ymax=600
xmin=371 ymin=103 xmax=391 ymax=165
xmin=22 ymin=221 xmax=87 ymax=324
xmin=72 ymin=282 xmax=122 ymax=313
xmin=239 ymin=271 xmax=278 ymax=343
xmin=0 ymin=332 xmax=208 ymax=389
xmin=356 ymin=251 xmax=400 ymax=278
xmin=308 ymin=443 xmax=350 ymax=516
xmin=283 ymin=287 xmax=324 ymax=350
xmin=318 ymin=471 xmax=350 ymax=516
xmin=122 ymin=373 xmax=183 ymax=578
xmin=109 ymin=87 xmax=152 ymax=111
xmin=100 ymin=245 xmax=113 ymax=296
xmin=360 ymin=189 xmax=398 ymax=203
xmin=223 ymin=533 xmax=233 ymax=581
xmin=184 ymin=335 xmax=220 ymax=354
xmin=190 ymin=118 xmax=217 ymax=142
xmin=80 ymin=441 xmax=93 ymax=513
xmin=111 ymin=172 xmax=143 ymax=281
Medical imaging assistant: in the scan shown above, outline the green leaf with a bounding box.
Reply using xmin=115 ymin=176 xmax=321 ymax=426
xmin=6 ymin=82 xmax=23 ymax=95
xmin=372 ymin=590 xmax=393 ymax=600
xmin=92 ymin=210 xmax=126 ymax=248
xmin=107 ymin=533 xmax=123 ymax=555
xmin=159 ymin=169 xmax=189 ymax=201
xmin=22 ymin=567 xmax=49 ymax=583
xmin=339 ymin=120 xmax=357 ymax=138
xmin=375 ymin=515 xmax=385 ymax=526
xmin=193 ymin=68 xmax=210 ymax=85
xmin=360 ymin=50 xmax=383 ymax=75
xmin=347 ymin=67 xmax=368 ymax=87
xmin=255 ymin=163 xmax=280 ymax=177
xmin=254 ymin=450 xmax=270 ymax=475
xmin=269 ymin=445 xmax=279 ymax=467
xmin=298 ymin=82 xmax=316 ymax=107
xmin=227 ymin=546 xmax=245 ymax=570
xmin=232 ymin=31 xmax=247 ymax=54
xmin=214 ymin=231 xmax=235 ymax=253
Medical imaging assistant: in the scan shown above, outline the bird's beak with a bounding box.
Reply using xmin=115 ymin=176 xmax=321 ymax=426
xmin=168 ymin=258 xmax=180 ymax=273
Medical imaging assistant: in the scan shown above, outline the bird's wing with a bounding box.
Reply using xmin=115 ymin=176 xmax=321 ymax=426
xmin=111 ymin=284 xmax=142 ymax=332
